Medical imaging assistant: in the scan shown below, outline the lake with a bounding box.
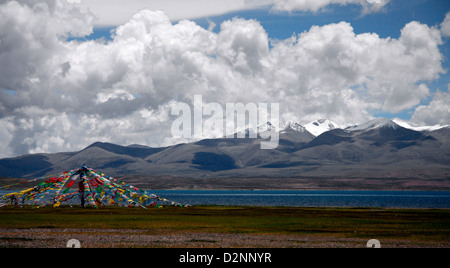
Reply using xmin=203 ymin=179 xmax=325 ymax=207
xmin=2 ymin=190 xmax=450 ymax=208
xmin=152 ymin=190 xmax=450 ymax=208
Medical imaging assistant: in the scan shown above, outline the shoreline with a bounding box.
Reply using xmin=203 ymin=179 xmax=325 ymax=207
xmin=3 ymin=176 xmax=450 ymax=192
xmin=3 ymin=187 xmax=450 ymax=192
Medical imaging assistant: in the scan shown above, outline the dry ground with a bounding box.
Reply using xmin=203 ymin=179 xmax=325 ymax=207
xmin=1 ymin=228 xmax=448 ymax=248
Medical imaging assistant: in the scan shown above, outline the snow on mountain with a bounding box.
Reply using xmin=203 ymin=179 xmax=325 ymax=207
xmin=258 ymin=119 xmax=338 ymax=137
xmin=305 ymin=119 xmax=340 ymax=137
xmin=256 ymin=118 xmax=448 ymax=137
xmin=392 ymin=119 xmax=449 ymax=132
xmin=345 ymin=118 xmax=400 ymax=131
xmin=256 ymin=122 xmax=276 ymax=133
xmin=344 ymin=118 xmax=449 ymax=132
xmin=256 ymin=121 xmax=308 ymax=133
xmin=278 ymin=120 xmax=309 ymax=133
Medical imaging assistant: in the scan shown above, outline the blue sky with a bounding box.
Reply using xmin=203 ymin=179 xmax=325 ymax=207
xmin=220 ymin=0 xmax=449 ymax=121
xmin=89 ymin=0 xmax=450 ymax=41
xmin=200 ymin=0 xmax=449 ymax=39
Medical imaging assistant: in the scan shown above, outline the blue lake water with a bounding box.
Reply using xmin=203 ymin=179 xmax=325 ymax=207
xmin=151 ymin=190 xmax=450 ymax=208
xmin=2 ymin=190 xmax=450 ymax=208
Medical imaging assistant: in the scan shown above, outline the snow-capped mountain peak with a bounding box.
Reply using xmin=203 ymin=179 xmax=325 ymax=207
xmin=392 ymin=119 xmax=449 ymax=132
xmin=345 ymin=118 xmax=399 ymax=131
xmin=257 ymin=120 xmax=308 ymax=133
xmin=278 ymin=120 xmax=308 ymax=133
xmin=257 ymin=121 xmax=276 ymax=132
xmin=305 ymin=119 xmax=340 ymax=137
xmin=258 ymin=118 xmax=448 ymax=136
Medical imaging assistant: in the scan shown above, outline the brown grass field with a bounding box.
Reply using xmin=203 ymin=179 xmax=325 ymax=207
xmin=0 ymin=206 xmax=449 ymax=248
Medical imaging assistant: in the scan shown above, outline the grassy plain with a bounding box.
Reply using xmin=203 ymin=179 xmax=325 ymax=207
xmin=0 ymin=206 xmax=449 ymax=248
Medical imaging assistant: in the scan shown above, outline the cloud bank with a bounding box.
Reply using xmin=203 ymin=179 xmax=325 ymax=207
xmin=76 ymin=0 xmax=390 ymax=26
xmin=0 ymin=0 xmax=447 ymax=158
xmin=271 ymin=0 xmax=390 ymax=14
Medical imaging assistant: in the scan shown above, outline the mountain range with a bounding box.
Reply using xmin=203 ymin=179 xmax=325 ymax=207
xmin=1 ymin=118 xmax=450 ymax=190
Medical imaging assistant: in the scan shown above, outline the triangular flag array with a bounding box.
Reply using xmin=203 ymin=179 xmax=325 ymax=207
xmin=0 ymin=165 xmax=188 ymax=209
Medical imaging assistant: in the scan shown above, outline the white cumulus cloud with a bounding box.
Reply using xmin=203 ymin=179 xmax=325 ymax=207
xmin=441 ymin=11 xmax=450 ymax=37
xmin=271 ymin=0 xmax=390 ymax=14
xmin=0 ymin=0 xmax=447 ymax=158
xmin=77 ymin=0 xmax=267 ymax=26
xmin=69 ymin=0 xmax=391 ymax=27
xmin=411 ymin=85 xmax=450 ymax=126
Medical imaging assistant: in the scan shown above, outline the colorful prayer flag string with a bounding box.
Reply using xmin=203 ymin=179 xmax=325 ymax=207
xmin=0 ymin=165 xmax=189 ymax=209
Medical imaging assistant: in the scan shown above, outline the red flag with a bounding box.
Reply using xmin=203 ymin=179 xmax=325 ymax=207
xmin=67 ymin=180 xmax=76 ymax=188
xmin=95 ymin=177 xmax=104 ymax=186
xmin=90 ymin=179 xmax=98 ymax=187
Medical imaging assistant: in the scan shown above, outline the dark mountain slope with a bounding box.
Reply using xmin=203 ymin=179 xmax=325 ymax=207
xmin=0 ymin=120 xmax=449 ymax=181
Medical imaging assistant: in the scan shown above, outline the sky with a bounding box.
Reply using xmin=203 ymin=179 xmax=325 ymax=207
xmin=0 ymin=0 xmax=449 ymax=158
